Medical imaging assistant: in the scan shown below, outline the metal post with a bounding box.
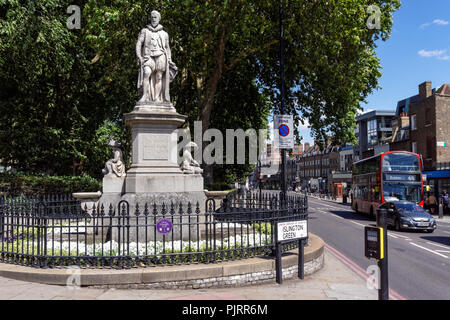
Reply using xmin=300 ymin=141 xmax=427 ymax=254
xmin=298 ymin=239 xmax=304 ymax=279
xmin=279 ymin=0 xmax=287 ymax=204
xmin=377 ymin=208 xmax=389 ymax=300
xmin=276 ymin=241 xmax=283 ymax=284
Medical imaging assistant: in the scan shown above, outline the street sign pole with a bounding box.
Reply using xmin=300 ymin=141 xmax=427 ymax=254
xmin=275 ymin=220 xmax=308 ymax=285
xmin=298 ymin=239 xmax=304 ymax=279
xmin=377 ymin=208 xmax=389 ymax=300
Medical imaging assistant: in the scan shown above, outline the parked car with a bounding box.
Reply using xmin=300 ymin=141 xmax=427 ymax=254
xmin=379 ymin=201 xmax=437 ymax=233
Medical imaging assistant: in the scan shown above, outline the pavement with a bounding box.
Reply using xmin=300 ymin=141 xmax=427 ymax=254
xmin=307 ymin=197 xmax=450 ymax=300
xmin=0 ymin=248 xmax=377 ymax=300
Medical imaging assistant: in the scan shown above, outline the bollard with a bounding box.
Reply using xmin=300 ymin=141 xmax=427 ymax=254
xmin=376 ymin=208 xmax=389 ymax=300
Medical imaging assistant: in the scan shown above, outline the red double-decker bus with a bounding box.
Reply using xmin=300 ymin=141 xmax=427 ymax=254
xmin=351 ymin=151 xmax=424 ymax=217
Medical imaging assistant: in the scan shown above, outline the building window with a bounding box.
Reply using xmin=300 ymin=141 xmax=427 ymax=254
xmin=412 ymin=141 xmax=417 ymax=154
xmin=367 ymin=119 xmax=378 ymax=147
xmin=411 ymin=114 xmax=417 ymax=130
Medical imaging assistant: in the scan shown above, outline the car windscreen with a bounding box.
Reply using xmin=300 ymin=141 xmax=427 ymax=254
xmin=395 ymin=203 xmax=425 ymax=213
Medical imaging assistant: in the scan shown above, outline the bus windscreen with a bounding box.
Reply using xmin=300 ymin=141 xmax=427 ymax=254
xmin=382 ymin=153 xmax=420 ymax=172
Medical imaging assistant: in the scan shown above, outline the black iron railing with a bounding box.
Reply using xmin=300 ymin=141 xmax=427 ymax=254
xmin=0 ymin=191 xmax=307 ymax=269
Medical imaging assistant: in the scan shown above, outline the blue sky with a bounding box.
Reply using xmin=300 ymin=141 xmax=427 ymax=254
xmin=298 ymin=0 xmax=450 ymax=145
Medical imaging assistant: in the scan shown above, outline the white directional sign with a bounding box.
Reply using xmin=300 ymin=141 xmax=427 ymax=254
xmin=277 ymin=220 xmax=308 ymax=242
xmin=274 ymin=115 xmax=294 ymax=149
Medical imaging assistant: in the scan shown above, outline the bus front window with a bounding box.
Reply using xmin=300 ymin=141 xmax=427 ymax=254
xmin=382 ymin=183 xmax=422 ymax=203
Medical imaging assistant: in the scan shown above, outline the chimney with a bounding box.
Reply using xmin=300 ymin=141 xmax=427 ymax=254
xmin=419 ymin=81 xmax=432 ymax=99
xmin=304 ymin=142 xmax=310 ymax=151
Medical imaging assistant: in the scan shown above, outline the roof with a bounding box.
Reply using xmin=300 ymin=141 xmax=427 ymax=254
xmin=435 ymin=84 xmax=450 ymax=96
xmin=395 ymin=83 xmax=450 ymax=115
xmin=356 ymin=110 xmax=396 ymax=122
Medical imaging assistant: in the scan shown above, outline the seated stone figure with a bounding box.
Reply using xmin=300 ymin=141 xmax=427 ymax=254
xmin=102 ymin=140 xmax=126 ymax=177
xmin=180 ymin=142 xmax=203 ymax=174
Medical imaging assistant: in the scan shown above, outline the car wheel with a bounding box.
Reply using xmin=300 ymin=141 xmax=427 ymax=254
xmin=394 ymin=218 xmax=401 ymax=231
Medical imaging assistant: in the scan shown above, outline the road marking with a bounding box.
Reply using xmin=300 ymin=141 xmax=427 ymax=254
xmin=310 ymin=199 xmax=354 ymax=212
xmin=388 ymin=234 xmax=399 ymax=239
xmin=426 ymin=242 xmax=450 ymax=250
xmin=389 ymin=233 xmax=411 ymax=240
xmin=351 ymin=221 xmax=366 ymax=227
xmin=316 ymin=209 xmax=347 ymax=220
xmin=409 ymin=242 xmax=449 ymax=259
xmin=436 ymin=250 xmax=450 ymax=253
xmin=442 ymin=231 xmax=450 ymax=234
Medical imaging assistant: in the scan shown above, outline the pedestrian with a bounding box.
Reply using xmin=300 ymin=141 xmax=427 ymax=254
xmin=426 ymin=193 xmax=437 ymax=215
xmin=441 ymin=190 xmax=449 ymax=215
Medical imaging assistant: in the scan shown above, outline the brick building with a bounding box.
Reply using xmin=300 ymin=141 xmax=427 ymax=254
xmin=298 ymin=143 xmax=340 ymax=193
xmin=389 ymin=81 xmax=450 ymax=197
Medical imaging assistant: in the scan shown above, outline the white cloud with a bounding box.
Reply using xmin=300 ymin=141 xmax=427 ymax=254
xmin=433 ymin=19 xmax=449 ymax=26
xmin=420 ymin=19 xmax=449 ymax=28
xmin=418 ymin=49 xmax=446 ymax=57
xmin=418 ymin=49 xmax=450 ymax=62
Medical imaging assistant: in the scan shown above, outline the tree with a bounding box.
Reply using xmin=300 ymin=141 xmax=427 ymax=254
xmin=83 ymin=0 xmax=401 ymax=154
xmin=0 ymin=0 xmax=129 ymax=177
xmin=0 ymin=0 xmax=401 ymax=186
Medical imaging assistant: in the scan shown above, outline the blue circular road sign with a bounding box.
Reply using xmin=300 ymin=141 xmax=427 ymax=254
xmin=278 ymin=124 xmax=290 ymax=137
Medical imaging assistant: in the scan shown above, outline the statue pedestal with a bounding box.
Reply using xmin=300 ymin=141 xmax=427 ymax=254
xmin=123 ymin=103 xmax=204 ymax=194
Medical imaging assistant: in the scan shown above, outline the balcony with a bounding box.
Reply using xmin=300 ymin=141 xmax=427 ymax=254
xmin=378 ymin=124 xmax=392 ymax=131
xmin=394 ymin=129 xmax=410 ymax=142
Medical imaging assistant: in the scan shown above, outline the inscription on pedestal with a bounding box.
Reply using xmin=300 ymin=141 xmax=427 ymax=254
xmin=143 ymin=135 xmax=169 ymax=160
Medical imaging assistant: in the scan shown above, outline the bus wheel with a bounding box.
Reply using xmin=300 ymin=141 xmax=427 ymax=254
xmin=370 ymin=207 xmax=375 ymax=219
xmin=354 ymin=204 xmax=359 ymax=214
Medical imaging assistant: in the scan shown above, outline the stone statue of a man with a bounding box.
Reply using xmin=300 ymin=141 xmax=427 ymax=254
xmin=136 ymin=10 xmax=177 ymax=103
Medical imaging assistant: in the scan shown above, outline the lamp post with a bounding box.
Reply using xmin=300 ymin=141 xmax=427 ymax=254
xmin=279 ymin=0 xmax=287 ymax=204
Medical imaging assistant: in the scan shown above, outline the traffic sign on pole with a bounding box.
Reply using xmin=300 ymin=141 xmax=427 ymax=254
xmin=274 ymin=115 xmax=294 ymax=149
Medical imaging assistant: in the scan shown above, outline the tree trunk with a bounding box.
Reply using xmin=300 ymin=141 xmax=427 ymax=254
xmin=200 ymin=28 xmax=226 ymax=186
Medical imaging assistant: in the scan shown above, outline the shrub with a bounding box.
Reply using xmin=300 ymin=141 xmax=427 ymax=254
xmin=0 ymin=172 xmax=101 ymax=194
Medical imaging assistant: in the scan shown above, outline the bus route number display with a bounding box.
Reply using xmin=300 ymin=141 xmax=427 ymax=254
xmin=277 ymin=220 xmax=308 ymax=242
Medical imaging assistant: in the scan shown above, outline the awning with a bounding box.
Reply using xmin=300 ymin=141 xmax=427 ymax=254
xmin=423 ymin=170 xmax=450 ymax=179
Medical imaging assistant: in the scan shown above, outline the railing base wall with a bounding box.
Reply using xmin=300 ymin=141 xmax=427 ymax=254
xmin=0 ymin=234 xmax=323 ymax=289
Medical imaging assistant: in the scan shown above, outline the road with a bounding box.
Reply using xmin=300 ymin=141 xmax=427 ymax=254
xmin=307 ymin=196 xmax=450 ymax=300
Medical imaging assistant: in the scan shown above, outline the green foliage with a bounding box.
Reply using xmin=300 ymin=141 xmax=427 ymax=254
xmin=252 ymin=222 xmax=273 ymax=236
xmin=0 ymin=172 xmax=101 ymax=194
xmin=0 ymin=0 xmax=401 ymax=184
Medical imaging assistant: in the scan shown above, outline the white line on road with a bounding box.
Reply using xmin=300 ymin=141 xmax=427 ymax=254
xmin=309 ymin=199 xmax=354 ymax=212
xmin=436 ymin=250 xmax=450 ymax=253
xmin=388 ymin=234 xmax=399 ymax=239
xmin=350 ymin=221 xmax=366 ymax=227
xmin=426 ymin=242 xmax=450 ymax=250
xmin=389 ymin=233 xmax=411 ymax=240
xmin=409 ymin=242 xmax=449 ymax=259
xmin=316 ymin=210 xmax=346 ymax=220
xmin=441 ymin=231 xmax=450 ymax=234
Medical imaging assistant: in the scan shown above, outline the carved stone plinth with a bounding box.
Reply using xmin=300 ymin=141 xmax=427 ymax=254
xmin=123 ymin=103 xmax=203 ymax=194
